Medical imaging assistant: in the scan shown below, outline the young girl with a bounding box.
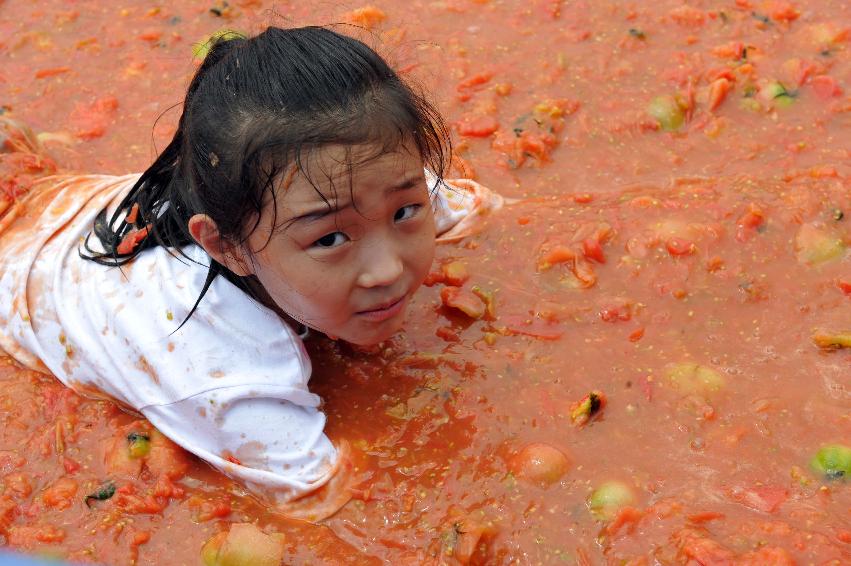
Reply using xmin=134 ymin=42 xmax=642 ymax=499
xmin=0 ymin=27 xmax=500 ymax=518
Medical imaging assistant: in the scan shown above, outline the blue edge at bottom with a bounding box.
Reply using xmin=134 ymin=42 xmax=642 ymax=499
xmin=0 ymin=551 xmax=76 ymax=566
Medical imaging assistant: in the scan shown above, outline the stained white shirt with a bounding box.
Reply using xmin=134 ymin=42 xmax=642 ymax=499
xmin=0 ymin=171 xmax=500 ymax=501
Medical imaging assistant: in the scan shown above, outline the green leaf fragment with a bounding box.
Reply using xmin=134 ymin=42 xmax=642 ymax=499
xmin=192 ymin=30 xmax=244 ymax=60
xmin=85 ymin=481 xmax=116 ymax=508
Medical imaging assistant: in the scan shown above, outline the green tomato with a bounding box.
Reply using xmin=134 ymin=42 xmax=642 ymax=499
xmin=810 ymin=444 xmax=851 ymax=480
xmin=201 ymin=523 xmax=286 ymax=566
xmin=647 ymin=95 xmax=685 ymax=131
xmin=795 ymin=223 xmax=846 ymax=265
xmin=665 ymin=363 xmax=725 ymax=395
xmin=588 ymin=481 xmax=635 ymax=520
xmin=202 ymin=532 xmax=228 ymax=566
xmin=127 ymin=432 xmax=151 ymax=459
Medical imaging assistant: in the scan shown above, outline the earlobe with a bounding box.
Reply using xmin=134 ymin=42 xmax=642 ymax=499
xmin=187 ymin=213 xmax=253 ymax=276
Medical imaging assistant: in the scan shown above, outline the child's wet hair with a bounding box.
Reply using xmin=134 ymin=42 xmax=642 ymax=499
xmin=83 ymin=26 xmax=451 ymax=317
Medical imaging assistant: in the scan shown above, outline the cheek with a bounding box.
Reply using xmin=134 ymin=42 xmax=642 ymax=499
xmin=252 ymin=249 xmax=334 ymax=314
xmin=408 ymin=232 xmax=436 ymax=282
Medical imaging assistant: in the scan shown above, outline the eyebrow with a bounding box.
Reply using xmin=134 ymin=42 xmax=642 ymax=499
xmin=287 ymin=174 xmax=424 ymax=225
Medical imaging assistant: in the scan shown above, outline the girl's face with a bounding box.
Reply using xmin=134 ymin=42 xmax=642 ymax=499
xmin=245 ymin=144 xmax=436 ymax=346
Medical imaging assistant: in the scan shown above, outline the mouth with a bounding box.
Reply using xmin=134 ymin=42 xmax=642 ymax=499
xmin=356 ymin=295 xmax=408 ymax=322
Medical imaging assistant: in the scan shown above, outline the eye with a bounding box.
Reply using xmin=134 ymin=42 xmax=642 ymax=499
xmin=313 ymin=232 xmax=349 ymax=249
xmin=394 ymin=204 xmax=421 ymax=223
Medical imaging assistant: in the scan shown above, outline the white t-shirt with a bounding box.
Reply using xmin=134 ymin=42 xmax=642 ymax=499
xmin=0 ymin=171 xmax=500 ymax=502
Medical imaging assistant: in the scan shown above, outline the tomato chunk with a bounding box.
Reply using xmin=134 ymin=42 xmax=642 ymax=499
xmin=457 ymin=115 xmax=499 ymax=138
xmin=441 ymin=287 xmax=486 ymax=319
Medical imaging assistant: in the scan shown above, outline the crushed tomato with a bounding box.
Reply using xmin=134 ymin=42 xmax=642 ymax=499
xmin=0 ymin=0 xmax=849 ymax=564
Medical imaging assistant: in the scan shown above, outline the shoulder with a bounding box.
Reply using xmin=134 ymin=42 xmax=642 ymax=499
xmin=20 ymin=237 xmax=312 ymax=410
xmin=87 ymin=246 xmax=314 ymax=407
xmin=0 ymin=173 xmax=140 ymax=370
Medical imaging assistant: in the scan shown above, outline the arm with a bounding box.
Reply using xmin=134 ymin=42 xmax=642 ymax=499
xmin=141 ymin=390 xmax=353 ymax=521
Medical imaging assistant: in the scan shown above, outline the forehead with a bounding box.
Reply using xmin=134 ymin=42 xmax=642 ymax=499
xmin=281 ymin=143 xmax=423 ymax=206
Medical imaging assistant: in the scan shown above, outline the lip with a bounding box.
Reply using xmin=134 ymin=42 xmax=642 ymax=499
xmin=356 ymin=295 xmax=407 ymax=322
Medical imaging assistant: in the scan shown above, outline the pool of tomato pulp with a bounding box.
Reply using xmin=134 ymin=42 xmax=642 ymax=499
xmin=1 ymin=0 xmax=850 ymax=564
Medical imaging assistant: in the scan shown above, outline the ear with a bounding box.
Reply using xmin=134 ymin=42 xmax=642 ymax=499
xmin=187 ymin=214 xmax=254 ymax=277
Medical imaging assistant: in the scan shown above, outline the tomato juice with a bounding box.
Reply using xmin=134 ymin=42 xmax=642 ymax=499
xmin=1 ymin=0 xmax=849 ymax=564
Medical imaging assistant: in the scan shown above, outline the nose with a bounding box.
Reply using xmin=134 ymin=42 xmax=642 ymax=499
xmin=357 ymin=239 xmax=404 ymax=289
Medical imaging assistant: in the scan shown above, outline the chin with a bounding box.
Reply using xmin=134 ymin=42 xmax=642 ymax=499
xmin=343 ymin=321 xmax=403 ymax=347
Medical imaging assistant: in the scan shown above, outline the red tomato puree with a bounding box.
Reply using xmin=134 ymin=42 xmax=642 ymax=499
xmin=1 ymin=0 xmax=849 ymax=564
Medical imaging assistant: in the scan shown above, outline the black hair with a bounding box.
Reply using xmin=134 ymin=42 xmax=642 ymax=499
xmin=82 ymin=26 xmax=451 ymax=321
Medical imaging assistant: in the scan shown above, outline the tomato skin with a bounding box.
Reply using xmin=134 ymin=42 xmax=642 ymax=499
xmin=457 ymin=115 xmax=499 ymax=138
xmin=538 ymin=245 xmax=575 ymax=270
xmin=146 ymin=431 xmax=190 ymax=480
xmin=728 ymin=485 xmax=789 ymax=513
xmin=604 ymin=506 xmax=644 ymax=536
xmin=599 ymin=304 xmax=631 ymax=322
xmin=0 ymin=496 xmax=18 ymax=531
xmin=456 ymin=72 xmax=493 ymax=91
xmin=582 ymin=238 xmax=606 ymax=263
xmin=422 ymin=270 xmax=444 ymax=287
xmin=707 ymin=77 xmax=732 ymax=111
xmin=41 ymin=478 xmax=78 ymax=510
xmin=344 ymin=6 xmax=386 ymax=29
xmin=4 ymin=473 xmax=32 ymax=498
xmin=70 ymin=95 xmax=119 ymax=140
xmin=62 ymin=457 xmax=81 ymax=474
xmin=35 ymin=67 xmax=71 ymax=79
xmin=686 ymin=511 xmax=725 ymax=524
xmin=116 ymin=225 xmax=151 ymax=255
xmin=666 ymin=237 xmax=696 ymax=256
xmin=811 ymin=75 xmax=843 ymax=99
xmin=711 ymin=42 xmax=745 ymax=59
xmin=436 ymin=326 xmax=460 ymax=342
xmin=770 ymin=2 xmax=800 ymax=23
xmin=738 ymin=546 xmax=795 ymax=566
xmin=736 ymin=206 xmax=765 ymax=242
xmin=499 ymin=315 xmax=564 ymax=339
xmin=673 ymin=528 xmax=735 ymax=564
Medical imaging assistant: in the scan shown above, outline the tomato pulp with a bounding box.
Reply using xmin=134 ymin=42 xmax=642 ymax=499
xmin=1 ymin=0 xmax=849 ymax=564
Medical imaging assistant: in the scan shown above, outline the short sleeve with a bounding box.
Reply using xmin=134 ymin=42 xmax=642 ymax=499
xmin=142 ymin=388 xmax=338 ymax=498
xmin=426 ymin=170 xmax=504 ymax=242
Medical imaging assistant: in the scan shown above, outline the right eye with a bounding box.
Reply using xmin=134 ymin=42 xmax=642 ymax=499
xmin=313 ymin=232 xmax=349 ymax=249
